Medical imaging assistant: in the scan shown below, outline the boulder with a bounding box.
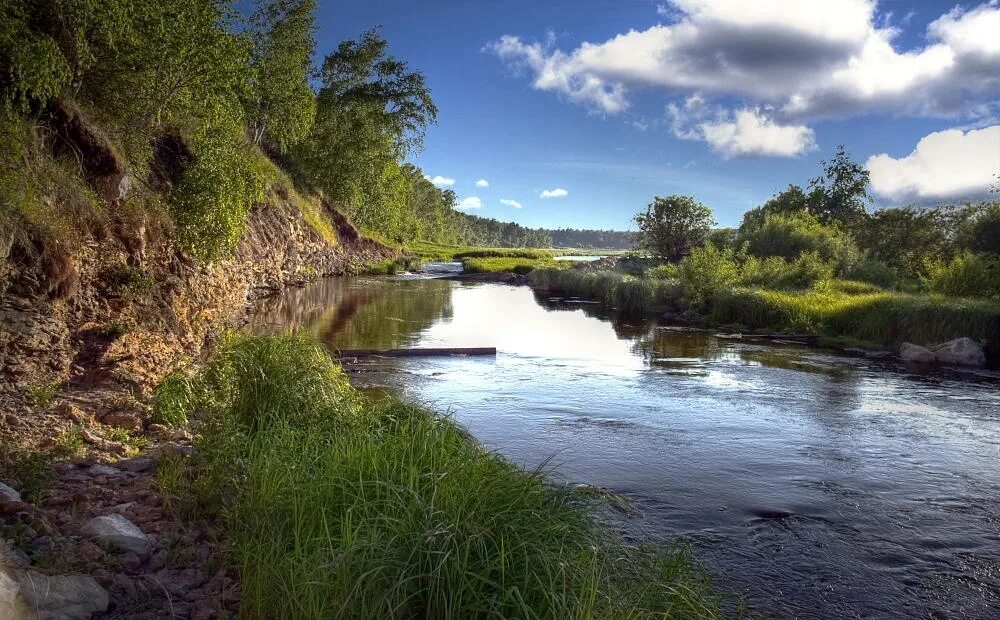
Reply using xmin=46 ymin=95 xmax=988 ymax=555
xmin=80 ymin=514 xmax=151 ymax=559
xmin=0 ymin=482 xmax=20 ymax=502
xmin=1 ymin=564 xmax=108 ymax=620
xmin=930 ymin=337 xmax=986 ymax=367
xmin=900 ymin=343 xmax=935 ymax=365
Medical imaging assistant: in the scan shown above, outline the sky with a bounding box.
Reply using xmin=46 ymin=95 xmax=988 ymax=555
xmin=312 ymin=0 xmax=1000 ymax=230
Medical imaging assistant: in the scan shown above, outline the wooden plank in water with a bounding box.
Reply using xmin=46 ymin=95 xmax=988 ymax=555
xmin=337 ymin=347 xmax=497 ymax=358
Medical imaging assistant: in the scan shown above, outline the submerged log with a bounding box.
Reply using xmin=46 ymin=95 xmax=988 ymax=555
xmin=337 ymin=347 xmax=497 ymax=358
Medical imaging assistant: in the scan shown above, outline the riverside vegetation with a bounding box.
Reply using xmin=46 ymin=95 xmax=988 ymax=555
xmin=155 ymin=334 xmax=727 ymax=620
xmin=524 ymin=151 xmax=1000 ymax=354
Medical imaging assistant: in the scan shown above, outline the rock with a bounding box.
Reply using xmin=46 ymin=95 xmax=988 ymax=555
xmin=1 ymin=566 xmax=109 ymax=620
xmin=99 ymin=411 xmax=141 ymax=431
xmin=80 ymin=514 xmax=152 ymax=559
xmin=87 ymin=464 xmax=120 ymax=477
xmin=56 ymin=402 xmax=89 ymax=424
xmin=930 ymin=337 xmax=986 ymax=367
xmin=900 ymin=342 xmax=935 ymax=365
xmin=115 ymin=456 xmax=155 ymax=473
xmin=169 ymin=428 xmax=193 ymax=442
xmin=0 ymin=482 xmax=21 ymax=503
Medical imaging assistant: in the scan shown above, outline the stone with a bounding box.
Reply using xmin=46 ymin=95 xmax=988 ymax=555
xmin=56 ymin=402 xmax=89 ymax=424
xmin=87 ymin=464 xmax=120 ymax=477
xmin=99 ymin=411 xmax=141 ymax=431
xmin=1 ymin=565 xmax=109 ymax=620
xmin=80 ymin=514 xmax=152 ymax=559
xmin=930 ymin=337 xmax=986 ymax=367
xmin=0 ymin=482 xmax=21 ymax=502
xmin=116 ymin=456 xmax=155 ymax=473
xmin=900 ymin=342 xmax=935 ymax=365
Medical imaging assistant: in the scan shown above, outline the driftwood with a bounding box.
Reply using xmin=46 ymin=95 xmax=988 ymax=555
xmin=715 ymin=332 xmax=820 ymax=346
xmin=337 ymin=347 xmax=497 ymax=358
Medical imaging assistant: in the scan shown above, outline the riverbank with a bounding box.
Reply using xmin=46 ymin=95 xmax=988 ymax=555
xmin=153 ymin=334 xmax=729 ymax=619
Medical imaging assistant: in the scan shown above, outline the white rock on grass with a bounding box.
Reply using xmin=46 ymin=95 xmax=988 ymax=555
xmin=81 ymin=514 xmax=151 ymax=559
xmin=0 ymin=482 xmax=20 ymax=502
xmin=1 ymin=564 xmax=109 ymax=620
xmin=900 ymin=342 xmax=935 ymax=364
xmin=931 ymin=337 xmax=986 ymax=367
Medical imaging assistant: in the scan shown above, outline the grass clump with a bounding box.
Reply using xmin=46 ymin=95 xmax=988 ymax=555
xmin=361 ymin=255 xmax=422 ymax=275
xmin=461 ymin=256 xmax=561 ymax=275
xmin=156 ymin=334 xmax=726 ymax=620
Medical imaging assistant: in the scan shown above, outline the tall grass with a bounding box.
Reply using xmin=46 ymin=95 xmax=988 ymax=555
xmin=159 ymin=334 xmax=727 ymax=620
xmin=530 ymin=268 xmax=1000 ymax=348
xmin=461 ymin=256 xmax=560 ymax=275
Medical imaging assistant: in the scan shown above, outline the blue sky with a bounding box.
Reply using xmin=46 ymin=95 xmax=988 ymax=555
xmin=312 ymin=0 xmax=1000 ymax=229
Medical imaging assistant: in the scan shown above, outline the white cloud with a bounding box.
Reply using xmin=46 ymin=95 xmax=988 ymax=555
xmin=458 ymin=196 xmax=483 ymax=210
xmin=867 ymin=125 xmax=1000 ymax=203
xmin=500 ymin=199 xmax=523 ymax=208
xmin=667 ymin=98 xmax=816 ymax=157
xmin=539 ymin=188 xmax=569 ymax=199
xmin=488 ymin=0 xmax=1000 ymax=120
xmin=425 ymin=175 xmax=455 ymax=187
xmin=475 ymin=179 xmax=490 ymax=188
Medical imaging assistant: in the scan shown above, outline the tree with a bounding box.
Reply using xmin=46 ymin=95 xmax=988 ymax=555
xmin=807 ymin=145 xmax=871 ymax=224
xmin=293 ymin=30 xmax=436 ymax=240
xmin=739 ymin=184 xmax=815 ymax=233
xmin=853 ymin=206 xmax=949 ymax=277
xmin=244 ymin=0 xmax=317 ymax=152
xmin=634 ymin=195 xmax=715 ymax=262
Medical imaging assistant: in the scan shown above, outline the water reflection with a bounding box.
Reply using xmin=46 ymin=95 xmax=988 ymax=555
xmin=248 ymin=277 xmax=1000 ymax=620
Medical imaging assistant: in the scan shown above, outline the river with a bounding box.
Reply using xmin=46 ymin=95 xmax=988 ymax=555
xmin=247 ymin=271 xmax=1000 ymax=619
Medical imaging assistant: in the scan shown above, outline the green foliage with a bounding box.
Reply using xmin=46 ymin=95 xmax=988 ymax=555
xmin=244 ymin=0 xmax=317 ymax=153
xmin=739 ymin=211 xmax=858 ymax=275
xmin=806 ymin=145 xmax=871 ymax=225
xmin=677 ymin=245 xmax=740 ymax=305
xmin=955 ymin=202 xmax=1000 ymax=254
xmin=852 ymin=207 xmax=949 ymax=278
xmin=847 ymin=259 xmax=901 ymax=289
xmin=741 ymin=251 xmax=836 ymax=290
xmin=294 ymin=29 xmax=436 ymax=242
xmin=0 ymin=1 xmax=72 ymax=110
xmin=634 ymin=195 xmax=715 ymax=262
xmin=170 ymin=121 xmax=266 ymax=261
xmin=156 ymin=334 xmax=726 ymax=619
xmin=924 ymin=252 xmax=1000 ymax=299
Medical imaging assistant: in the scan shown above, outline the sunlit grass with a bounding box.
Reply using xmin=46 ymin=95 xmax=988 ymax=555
xmin=461 ymin=256 xmax=562 ymax=274
xmin=530 ymin=268 xmax=1000 ymax=347
xmin=157 ymin=334 xmax=729 ymax=620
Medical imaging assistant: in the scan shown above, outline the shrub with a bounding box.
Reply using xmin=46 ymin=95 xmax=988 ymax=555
xmin=739 ymin=211 xmax=858 ymax=275
xmin=924 ymin=252 xmax=1000 ymax=299
xmin=170 ymin=121 xmax=266 ymax=262
xmin=676 ymin=245 xmax=740 ymax=305
xmin=847 ymin=258 xmax=900 ymax=289
xmin=741 ymin=251 xmax=835 ymax=290
xmin=646 ymin=263 xmax=679 ymax=279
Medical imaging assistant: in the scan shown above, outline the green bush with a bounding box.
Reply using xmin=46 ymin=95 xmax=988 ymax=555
xmin=170 ymin=121 xmax=266 ymax=262
xmin=924 ymin=252 xmax=1000 ymax=299
xmin=847 ymin=258 xmax=900 ymax=289
xmin=741 ymin=251 xmax=835 ymax=290
xmin=677 ymin=244 xmax=740 ymax=305
xmin=646 ymin=263 xmax=679 ymax=279
xmin=739 ymin=211 xmax=858 ymax=275
xmin=155 ymin=334 xmax=726 ymax=619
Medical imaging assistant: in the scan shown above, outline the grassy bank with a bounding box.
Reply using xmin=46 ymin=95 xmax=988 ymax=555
xmin=530 ymin=268 xmax=1000 ymax=349
xmin=157 ymin=334 xmax=728 ymax=619
xmin=461 ymin=256 xmax=564 ymax=275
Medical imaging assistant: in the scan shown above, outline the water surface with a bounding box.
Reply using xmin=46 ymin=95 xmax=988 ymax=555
xmin=248 ymin=276 xmax=1000 ymax=619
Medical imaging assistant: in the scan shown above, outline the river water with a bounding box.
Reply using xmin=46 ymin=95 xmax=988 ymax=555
xmin=247 ymin=272 xmax=1000 ymax=619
